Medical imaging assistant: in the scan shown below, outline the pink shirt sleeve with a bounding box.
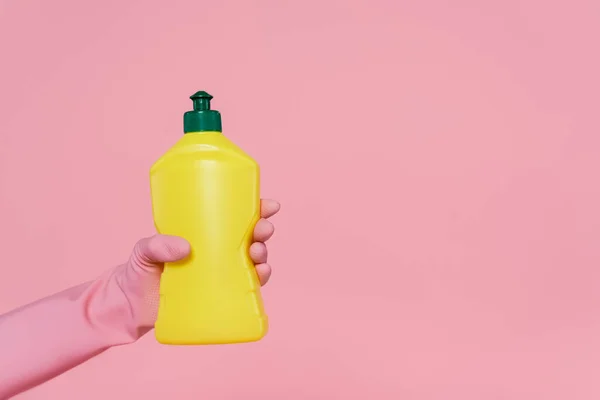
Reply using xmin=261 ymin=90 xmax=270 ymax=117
xmin=0 ymin=263 xmax=156 ymax=399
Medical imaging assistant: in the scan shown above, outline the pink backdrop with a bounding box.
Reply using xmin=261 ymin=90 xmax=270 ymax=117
xmin=1 ymin=0 xmax=600 ymax=399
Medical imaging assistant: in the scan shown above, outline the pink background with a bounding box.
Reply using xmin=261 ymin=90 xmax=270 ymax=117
xmin=1 ymin=0 xmax=600 ymax=399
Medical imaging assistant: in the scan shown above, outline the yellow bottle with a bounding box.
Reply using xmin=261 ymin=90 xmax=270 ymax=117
xmin=150 ymin=91 xmax=267 ymax=345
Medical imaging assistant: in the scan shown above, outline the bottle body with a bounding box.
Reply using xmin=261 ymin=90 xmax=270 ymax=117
xmin=150 ymin=131 xmax=267 ymax=345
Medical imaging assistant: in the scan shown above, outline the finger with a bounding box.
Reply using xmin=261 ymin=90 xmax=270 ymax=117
xmin=249 ymin=242 xmax=268 ymax=264
xmin=261 ymin=199 xmax=280 ymax=219
xmin=132 ymin=234 xmax=191 ymax=268
xmin=255 ymin=263 xmax=272 ymax=286
xmin=253 ymin=219 xmax=274 ymax=242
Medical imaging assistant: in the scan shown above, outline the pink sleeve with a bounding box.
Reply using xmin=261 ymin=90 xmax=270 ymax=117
xmin=0 ymin=264 xmax=155 ymax=399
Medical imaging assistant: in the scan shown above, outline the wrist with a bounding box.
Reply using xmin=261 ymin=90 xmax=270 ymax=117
xmin=87 ymin=264 xmax=156 ymax=347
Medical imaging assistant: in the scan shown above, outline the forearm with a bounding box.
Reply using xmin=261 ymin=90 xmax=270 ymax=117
xmin=0 ymin=264 xmax=147 ymax=399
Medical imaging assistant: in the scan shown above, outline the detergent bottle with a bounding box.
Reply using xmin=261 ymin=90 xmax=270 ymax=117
xmin=150 ymin=91 xmax=267 ymax=345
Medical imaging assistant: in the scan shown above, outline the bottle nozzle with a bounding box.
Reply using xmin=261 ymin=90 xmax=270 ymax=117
xmin=190 ymin=91 xmax=213 ymax=111
xmin=183 ymin=90 xmax=222 ymax=133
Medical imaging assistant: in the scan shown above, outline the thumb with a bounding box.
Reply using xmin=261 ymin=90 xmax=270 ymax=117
xmin=131 ymin=234 xmax=191 ymax=270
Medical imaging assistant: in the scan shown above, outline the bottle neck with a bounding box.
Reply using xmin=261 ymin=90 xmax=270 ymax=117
xmin=184 ymin=130 xmax=222 ymax=135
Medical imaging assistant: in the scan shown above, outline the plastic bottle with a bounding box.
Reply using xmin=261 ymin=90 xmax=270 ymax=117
xmin=150 ymin=91 xmax=267 ymax=345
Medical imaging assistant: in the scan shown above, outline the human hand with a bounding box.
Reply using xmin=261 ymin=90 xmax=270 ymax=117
xmin=116 ymin=199 xmax=280 ymax=335
xmin=0 ymin=199 xmax=278 ymax=396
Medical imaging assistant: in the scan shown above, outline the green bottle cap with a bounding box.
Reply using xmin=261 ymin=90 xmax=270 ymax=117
xmin=183 ymin=91 xmax=222 ymax=133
